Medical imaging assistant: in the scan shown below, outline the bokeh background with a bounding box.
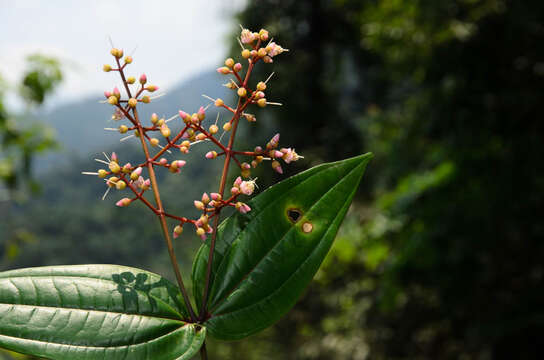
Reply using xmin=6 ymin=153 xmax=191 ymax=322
xmin=1 ymin=0 xmax=543 ymax=359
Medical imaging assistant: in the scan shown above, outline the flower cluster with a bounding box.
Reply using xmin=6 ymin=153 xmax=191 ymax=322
xmin=84 ymin=27 xmax=299 ymax=241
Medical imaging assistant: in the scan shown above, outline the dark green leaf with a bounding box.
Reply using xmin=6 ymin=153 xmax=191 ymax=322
xmin=192 ymin=153 xmax=372 ymax=339
xmin=0 ymin=265 xmax=205 ymax=359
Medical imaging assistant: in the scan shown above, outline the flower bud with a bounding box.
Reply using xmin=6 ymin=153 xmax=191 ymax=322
xmin=217 ymin=67 xmax=230 ymax=75
xmin=116 ymin=198 xmax=132 ymax=207
xmin=259 ymin=29 xmax=269 ymax=41
xmin=98 ymin=169 xmax=108 ymax=178
xmin=104 ymin=91 xmax=112 ymax=98
xmin=225 ymin=58 xmax=235 ymax=67
xmin=241 ymin=49 xmax=251 ymax=58
xmin=237 ymin=87 xmax=247 ymax=97
xmin=128 ymin=98 xmax=137 ymax=108
xmin=124 ymin=56 xmax=133 ymax=64
xmin=126 ymin=76 xmax=136 ymax=84
xmin=194 ymin=201 xmax=205 ymax=210
xmin=234 ymin=176 xmax=243 ymax=187
xmin=130 ymin=167 xmax=142 ymax=180
xmin=122 ymin=163 xmax=132 ymax=173
xmin=211 ymin=193 xmax=222 ymax=201
xmin=160 ymin=124 xmax=171 ymax=138
xmin=159 ymin=158 xmax=168 ymax=165
xmin=201 ymin=193 xmax=210 ymax=204
xmin=223 ymin=122 xmax=232 ymax=131
xmin=109 ymin=161 xmax=121 ymax=174
xmin=231 ymin=187 xmax=239 ymax=195
xmin=107 ymin=176 xmax=119 ymax=187
xmin=103 ymin=64 xmax=112 ymax=72
xmin=241 ymin=169 xmax=251 ymax=178
xmin=215 ymin=98 xmax=224 ymax=107
xmin=257 ymin=98 xmax=267 ymax=107
xmin=271 ymin=160 xmax=283 ymax=174
xmin=233 ymin=63 xmax=242 ymax=72
xmin=107 ymin=96 xmax=118 ymax=105
xmin=147 ymin=85 xmax=159 ymax=92
xmin=139 ymin=74 xmax=147 ymax=84
xmin=115 ymin=180 xmax=126 ymax=190
xmin=206 ymin=151 xmax=217 ymax=159
xmin=141 ymin=95 xmax=150 ymax=103
xmin=173 ymin=225 xmax=183 ymax=238
xmin=257 ymin=48 xmax=267 ymax=58
xmin=209 ymin=124 xmax=219 ymax=134
xmin=119 ymin=125 xmax=128 ymax=134
xmin=197 ymin=106 xmax=206 ymax=120
xmin=257 ymin=81 xmax=267 ymax=91
xmin=196 ymin=227 xmax=206 ymax=237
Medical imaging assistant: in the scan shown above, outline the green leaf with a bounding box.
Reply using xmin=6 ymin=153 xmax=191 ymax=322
xmin=0 ymin=265 xmax=205 ymax=359
xmin=192 ymin=153 xmax=372 ymax=340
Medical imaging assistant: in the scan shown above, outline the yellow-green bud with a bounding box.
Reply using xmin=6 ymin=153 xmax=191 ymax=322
xmin=242 ymin=49 xmax=251 ymax=58
xmin=237 ymin=87 xmax=247 ymax=97
xmin=257 ymin=81 xmax=266 ymax=91
xmin=107 ymin=96 xmax=118 ymax=105
xmin=107 ymin=176 xmax=119 ymax=187
xmin=257 ymin=48 xmax=267 ymax=57
xmin=124 ymin=56 xmax=132 ymax=64
xmin=257 ymin=98 xmax=267 ymax=107
xmin=209 ymin=124 xmax=219 ymax=134
xmin=196 ymin=228 xmax=205 ymax=236
xmin=103 ymin=64 xmax=112 ymax=72
xmin=119 ymin=125 xmax=128 ymax=134
xmin=225 ymin=58 xmax=235 ymax=67
xmin=215 ymin=98 xmax=224 ymax=107
xmin=115 ymin=180 xmax=126 ymax=190
xmin=150 ymin=138 xmax=159 ymax=147
xmin=109 ymin=161 xmax=121 ymax=174
xmin=223 ymin=122 xmax=232 ymax=131
xmin=141 ymin=95 xmax=150 ymax=103
xmin=98 ymin=169 xmax=108 ymax=178
xmin=127 ymin=76 xmax=136 ymax=84
xmin=151 ymin=113 xmax=159 ymax=124
xmin=128 ymin=98 xmax=137 ymax=108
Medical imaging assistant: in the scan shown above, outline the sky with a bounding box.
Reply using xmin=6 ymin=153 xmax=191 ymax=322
xmin=0 ymin=0 xmax=245 ymax=110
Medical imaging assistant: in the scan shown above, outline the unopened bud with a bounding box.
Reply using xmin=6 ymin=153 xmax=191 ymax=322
xmin=196 ymin=133 xmax=206 ymax=141
xmin=242 ymin=49 xmax=251 ymax=58
xmin=109 ymin=161 xmax=121 ymax=174
xmin=257 ymin=81 xmax=267 ymax=91
xmin=116 ymin=198 xmax=132 ymax=207
xmin=124 ymin=56 xmax=133 ymax=64
xmin=231 ymin=187 xmax=240 ymax=195
xmin=194 ymin=201 xmax=205 ymax=210
xmin=233 ymin=63 xmax=242 ymax=72
xmin=98 ymin=169 xmax=108 ymax=178
xmin=196 ymin=227 xmax=206 ymax=236
xmin=201 ymin=193 xmax=210 ymax=204
xmin=237 ymin=87 xmax=247 ymax=97
xmin=141 ymin=95 xmax=150 ymax=103
xmin=107 ymin=96 xmax=118 ymax=105
xmin=197 ymin=106 xmax=206 ymax=120
xmin=225 ymin=58 xmax=235 ymax=67
xmin=103 ymin=64 xmax=112 ymax=72
xmin=139 ymin=74 xmax=147 ymax=84
xmin=209 ymin=124 xmax=219 ymax=134
xmin=173 ymin=225 xmax=183 ymax=238
xmin=215 ymin=98 xmax=224 ymax=107
xmin=150 ymin=113 xmax=159 ymax=124
xmin=257 ymin=98 xmax=267 ymax=107
xmin=223 ymin=122 xmax=232 ymax=131
xmin=119 ymin=125 xmax=128 ymax=134
xmin=128 ymin=98 xmax=137 ymax=108
xmin=160 ymin=124 xmax=171 ymax=138
xmin=258 ymin=48 xmax=267 ymax=58
xmin=159 ymin=158 xmax=168 ymax=165
xmin=146 ymin=85 xmax=158 ymax=92
xmin=217 ymin=67 xmax=230 ymax=75
xmin=130 ymin=167 xmax=142 ymax=180
xmin=126 ymin=76 xmax=135 ymax=84
xmin=272 ymin=160 xmax=283 ymax=174
xmin=206 ymin=151 xmax=218 ymax=159
xmin=211 ymin=193 xmax=222 ymax=201
xmin=115 ymin=180 xmax=126 ymax=190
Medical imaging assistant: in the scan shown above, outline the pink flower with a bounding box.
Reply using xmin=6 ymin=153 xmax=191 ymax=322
xmin=281 ymin=148 xmax=300 ymax=163
xmin=240 ymin=180 xmax=256 ymax=196
xmin=241 ymin=29 xmax=255 ymax=44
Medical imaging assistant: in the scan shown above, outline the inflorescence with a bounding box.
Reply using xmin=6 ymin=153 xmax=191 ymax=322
xmin=83 ymin=27 xmax=300 ymax=241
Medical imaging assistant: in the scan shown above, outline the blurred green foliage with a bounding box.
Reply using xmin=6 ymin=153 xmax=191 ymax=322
xmin=210 ymin=0 xmax=544 ymax=359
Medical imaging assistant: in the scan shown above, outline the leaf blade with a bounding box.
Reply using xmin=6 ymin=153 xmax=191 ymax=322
xmin=193 ymin=153 xmax=372 ymax=339
xmin=0 ymin=265 xmax=205 ymax=359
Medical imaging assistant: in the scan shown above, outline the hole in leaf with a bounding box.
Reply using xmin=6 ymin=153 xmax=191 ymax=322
xmin=287 ymin=208 xmax=302 ymax=223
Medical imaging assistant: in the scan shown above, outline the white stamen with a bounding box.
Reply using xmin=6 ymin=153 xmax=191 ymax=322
xmin=104 ymin=128 xmax=118 ymax=131
xmin=81 ymin=172 xmax=99 ymax=176
xmin=203 ymin=103 xmax=212 ymax=111
xmin=266 ymin=102 xmax=283 ymax=106
xmin=218 ymin=131 xmax=226 ymax=143
xmin=95 ymin=159 xmax=109 ymax=165
xmin=215 ymin=113 xmax=220 ymax=125
xmin=229 ymin=79 xmax=239 ymax=88
xmin=120 ymin=134 xmax=135 ymax=142
xmin=202 ymin=94 xmax=216 ymax=103
xmin=264 ymin=72 xmax=275 ymax=84
xmin=150 ymin=93 xmax=166 ymax=100
xmin=165 ymin=114 xmax=178 ymax=124
xmin=237 ymin=38 xmax=244 ymax=50
xmin=102 ymin=187 xmax=111 ymax=201
xmin=103 ymin=152 xmax=110 ymax=161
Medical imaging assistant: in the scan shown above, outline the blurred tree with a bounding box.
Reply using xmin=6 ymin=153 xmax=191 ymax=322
xmin=216 ymin=0 xmax=544 ymax=359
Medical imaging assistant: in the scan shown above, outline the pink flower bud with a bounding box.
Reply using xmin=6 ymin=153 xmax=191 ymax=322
xmin=254 ymin=146 xmax=263 ymax=152
xmin=242 ymin=162 xmax=251 ymax=170
xmin=202 ymin=193 xmax=210 ymax=204
xmin=179 ymin=110 xmax=189 ymax=119
xmin=234 ymin=176 xmax=242 ymax=187
xmin=233 ymin=63 xmax=242 ymax=72
xmin=142 ymin=179 xmax=151 ymax=190
xmin=139 ymin=74 xmax=147 ymax=84
xmin=211 ymin=193 xmax=221 ymax=201
xmin=194 ymin=200 xmax=205 ymax=210
xmin=130 ymin=167 xmax=142 ymax=181
xmin=206 ymin=151 xmax=217 ymax=159
xmin=237 ymin=202 xmax=251 ymax=214
xmin=116 ymin=198 xmax=132 ymax=207
xmin=113 ymin=87 xmax=120 ymax=97
xmin=273 ymin=150 xmax=283 ymax=158
xmin=272 ymin=160 xmax=283 ymax=174
xmin=231 ymin=187 xmax=240 ymax=195
xmin=147 ymin=85 xmax=158 ymax=92
xmin=104 ymin=91 xmax=112 ymax=98
xmin=271 ymin=133 xmax=280 ymax=145
xmin=159 ymin=158 xmax=168 ymax=165
xmin=111 ymin=152 xmax=118 ymax=162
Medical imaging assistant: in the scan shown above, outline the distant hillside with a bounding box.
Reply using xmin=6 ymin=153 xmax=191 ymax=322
xmin=38 ymin=70 xmax=231 ymax=172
